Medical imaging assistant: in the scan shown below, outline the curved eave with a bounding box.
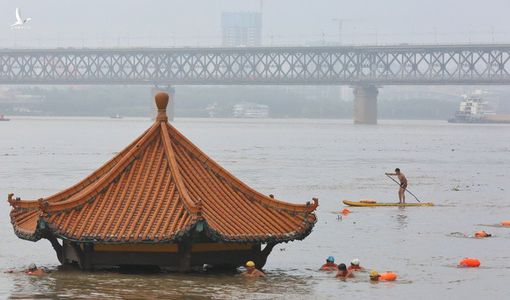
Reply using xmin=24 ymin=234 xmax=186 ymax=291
xmin=45 ymin=221 xmax=197 ymax=244
xmin=7 ymin=193 xmax=41 ymax=210
xmin=12 ymin=227 xmax=42 ymax=242
xmin=10 ymin=210 xmax=44 ymax=242
xmin=204 ymin=212 xmax=318 ymax=243
xmin=30 ymin=211 xmax=317 ymax=245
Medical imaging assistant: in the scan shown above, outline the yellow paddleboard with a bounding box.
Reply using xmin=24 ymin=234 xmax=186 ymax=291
xmin=343 ymin=200 xmax=434 ymax=207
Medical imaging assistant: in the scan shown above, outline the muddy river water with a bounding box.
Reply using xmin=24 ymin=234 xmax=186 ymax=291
xmin=1 ymin=118 xmax=509 ymax=299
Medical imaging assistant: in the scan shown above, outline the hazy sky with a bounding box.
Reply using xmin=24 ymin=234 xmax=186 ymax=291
xmin=1 ymin=0 xmax=510 ymax=47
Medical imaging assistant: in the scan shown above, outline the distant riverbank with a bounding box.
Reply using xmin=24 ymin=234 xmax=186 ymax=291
xmin=3 ymin=85 xmax=509 ymax=119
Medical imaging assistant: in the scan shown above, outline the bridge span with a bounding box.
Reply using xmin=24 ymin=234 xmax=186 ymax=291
xmin=2 ymin=44 xmax=510 ymax=123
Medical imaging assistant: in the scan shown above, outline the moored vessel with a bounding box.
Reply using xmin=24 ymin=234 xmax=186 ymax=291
xmin=110 ymin=113 xmax=123 ymax=119
xmin=448 ymin=94 xmax=510 ymax=124
xmin=233 ymin=102 xmax=269 ymax=118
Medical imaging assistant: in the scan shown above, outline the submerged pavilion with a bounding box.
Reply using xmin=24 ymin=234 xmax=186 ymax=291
xmin=8 ymin=93 xmax=318 ymax=271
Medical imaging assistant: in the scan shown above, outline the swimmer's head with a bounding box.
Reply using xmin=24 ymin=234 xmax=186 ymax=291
xmin=369 ymin=270 xmax=380 ymax=281
xmin=28 ymin=263 xmax=37 ymax=271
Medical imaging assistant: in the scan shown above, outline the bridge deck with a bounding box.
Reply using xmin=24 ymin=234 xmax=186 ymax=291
xmin=1 ymin=44 xmax=509 ymax=85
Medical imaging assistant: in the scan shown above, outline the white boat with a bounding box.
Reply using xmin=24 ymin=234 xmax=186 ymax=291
xmin=448 ymin=94 xmax=510 ymax=124
xmin=0 ymin=114 xmax=10 ymax=121
xmin=232 ymin=103 xmax=269 ymax=118
xmin=110 ymin=113 xmax=123 ymax=119
xmin=206 ymin=102 xmax=219 ymax=118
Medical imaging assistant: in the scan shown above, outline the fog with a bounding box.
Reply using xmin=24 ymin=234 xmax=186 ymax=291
xmin=1 ymin=0 xmax=510 ymax=47
xmin=1 ymin=1 xmax=510 ymax=120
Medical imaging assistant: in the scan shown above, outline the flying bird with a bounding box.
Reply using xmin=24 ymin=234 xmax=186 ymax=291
xmin=10 ymin=8 xmax=32 ymax=28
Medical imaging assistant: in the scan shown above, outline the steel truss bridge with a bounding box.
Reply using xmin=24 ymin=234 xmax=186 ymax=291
xmin=1 ymin=44 xmax=510 ymax=85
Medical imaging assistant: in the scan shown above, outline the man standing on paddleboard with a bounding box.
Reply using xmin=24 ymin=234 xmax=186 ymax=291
xmin=385 ymin=168 xmax=407 ymax=203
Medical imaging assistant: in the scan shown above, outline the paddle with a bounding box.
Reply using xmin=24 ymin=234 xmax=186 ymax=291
xmin=385 ymin=174 xmax=421 ymax=203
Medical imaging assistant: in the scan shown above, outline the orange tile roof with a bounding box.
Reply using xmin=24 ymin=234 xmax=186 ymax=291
xmin=9 ymin=93 xmax=318 ymax=244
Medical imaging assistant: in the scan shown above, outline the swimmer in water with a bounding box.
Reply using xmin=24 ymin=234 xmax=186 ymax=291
xmin=474 ymin=230 xmax=491 ymax=238
xmin=348 ymin=258 xmax=364 ymax=271
xmin=241 ymin=261 xmax=265 ymax=278
xmin=25 ymin=263 xmax=46 ymax=276
xmin=369 ymin=270 xmax=381 ymax=282
xmin=319 ymin=256 xmax=338 ymax=271
xmin=370 ymin=270 xmax=397 ymax=281
xmin=335 ymin=263 xmax=354 ymax=279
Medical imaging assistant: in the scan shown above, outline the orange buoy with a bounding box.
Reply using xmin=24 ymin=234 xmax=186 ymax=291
xmin=474 ymin=230 xmax=490 ymax=238
xmin=379 ymin=272 xmax=397 ymax=281
xmin=459 ymin=258 xmax=480 ymax=268
xmin=341 ymin=208 xmax=351 ymax=215
xmin=501 ymin=220 xmax=510 ymax=227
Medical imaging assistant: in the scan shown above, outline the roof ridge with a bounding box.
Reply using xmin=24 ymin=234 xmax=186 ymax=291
xmin=160 ymin=122 xmax=202 ymax=216
xmin=43 ymin=122 xmax=161 ymax=213
xmin=167 ymin=123 xmax=318 ymax=213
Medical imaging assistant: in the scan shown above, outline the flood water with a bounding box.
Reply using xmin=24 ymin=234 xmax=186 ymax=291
xmin=1 ymin=117 xmax=509 ymax=299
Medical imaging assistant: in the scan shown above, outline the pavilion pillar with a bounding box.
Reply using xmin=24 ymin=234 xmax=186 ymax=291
xmin=152 ymin=86 xmax=175 ymax=121
xmin=254 ymin=242 xmax=275 ymax=269
xmin=46 ymin=236 xmax=63 ymax=264
xmin=352 ymin=85 xmax=378 ymax=124
xmin=68 ymin=242 xmax=85 ymax=268
xmin=82 ymin=243 xmax=94 ymax=271
xmin=177 ymin=241 xmax=192 ymax=272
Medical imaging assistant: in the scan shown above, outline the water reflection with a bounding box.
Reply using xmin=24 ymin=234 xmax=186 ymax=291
xmin=394 ymin=207 xmax=408 ymax=229
xmin=8 ymin=269 xmax=314 ymax=299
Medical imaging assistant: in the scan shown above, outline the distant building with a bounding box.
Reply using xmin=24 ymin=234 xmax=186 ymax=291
xmin=233 ymin=102 xmax=269 ymax=118
xmin=205 ymin=102 xmax=220 ymax=118
xmin=221 ymin=12 xmax=262 ymax=47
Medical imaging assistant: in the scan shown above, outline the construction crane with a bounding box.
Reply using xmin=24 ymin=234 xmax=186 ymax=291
xmin=332 ymin=18 xmax=354 ymax=45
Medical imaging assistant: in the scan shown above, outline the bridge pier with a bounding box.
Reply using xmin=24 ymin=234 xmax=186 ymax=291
xmin=352 ymin=85 xmax=378 ymax=124
xmin=152 ymin=86 xmax=175 ymax=121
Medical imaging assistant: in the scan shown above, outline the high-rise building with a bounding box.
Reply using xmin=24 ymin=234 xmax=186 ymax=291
xmin=221 ymin=12 xmax=262 ymax=47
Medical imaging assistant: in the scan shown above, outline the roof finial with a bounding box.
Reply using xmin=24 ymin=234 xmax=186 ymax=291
xmin=7 ymin=193 xmax=16 ymax=207
xmin=155 ymin=92 xmax=169 ymax=122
